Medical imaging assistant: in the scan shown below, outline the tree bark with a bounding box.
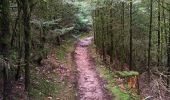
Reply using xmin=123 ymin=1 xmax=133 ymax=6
xmin=22 ymin=0 xmax=31 ymax=91
xmin=129 ymin=0 xmax=133 ymax=70
xmin=167 ymin=11 xmax=170 ymax=87
xmin=148 ymin=0 xmax=153 ymax=82
xmin=110 ymin=8 xmax=114 ymax=64
xmin=0 ymin=0 xmax=10 ymax=55
xmin=1 ymin=0 xmax=11 ymax=99
xmin=157 ymin=0 xmax=161 ymax=67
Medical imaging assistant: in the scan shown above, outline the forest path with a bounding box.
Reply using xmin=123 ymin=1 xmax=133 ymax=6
xmin=74 ymin=37 xmax=106 ymax=100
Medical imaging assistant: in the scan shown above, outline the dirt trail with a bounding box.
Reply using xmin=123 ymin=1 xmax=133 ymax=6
xmin=74 ymin=37 xmax=105 ymax=100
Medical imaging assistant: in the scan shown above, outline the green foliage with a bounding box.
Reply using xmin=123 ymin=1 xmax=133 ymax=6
xmin=30 ymin=75 xmax=61 ymax=99
xmin=109 ymin=86 xmax=130 ymax=100
xmin=93 ymin=0 xmax=170 ymax=72
xmin=30 ymin=35 xmax=76 ymax=99
xmin=96 ymin=64 xmax=139 ymax=100
xmin=74 ymin=1 xmax=93 ymax=25
xmin=42 ymin=0 xmax=47 ymax=2
xmin=56 ymin=46 xmax=66 ymax=60
xmin=115 ymin=71 xmax=139 ymax=77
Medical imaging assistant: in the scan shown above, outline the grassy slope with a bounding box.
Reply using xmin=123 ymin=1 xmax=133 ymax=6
xmin=89 ymin=44 xmax=141 ymax=100
xmin=30 ymin=36 xmax=77 ymax=100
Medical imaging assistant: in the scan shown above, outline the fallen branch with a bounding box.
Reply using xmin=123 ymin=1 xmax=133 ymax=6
xmin=156 ymin=80 xmax=163 ymax=100
xmin=144 ymin=96 xmax=154 ymax=100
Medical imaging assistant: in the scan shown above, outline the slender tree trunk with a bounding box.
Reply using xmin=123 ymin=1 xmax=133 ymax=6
xmin=0 ymin=0 xmax=10 ymax=55
xmin=162 ymin=0 xmax=168 ymax=68
xmin=121 ymin=2 xmax=125 ymax=37
xmin=121 ymin=2 xmax=125 ymax=70
xmin=148 ymin=0 xmax=153 ymax=82
xmin=110 ymin=8 xmax=114 ymax=64
xmin=22 ymin=0 xmax=31 ymax=91
xmin=15 ymin=0 xmax=23 ymax=81
xmin=3 ymin=62 xmax=8 ymax=100
xmin=101 ymin=10 xmax=106 ymax=62
xmin=1 ymin=0 xmax=11 ymax=99
xmin=162 ymin=0 xmax=168 ymax=45
xmin=129 ymin=0 xmax=133 ymax=70
xmin=96 ymin=9 xmax=99 ymax=50
xmin=15 ymin=21 xmax=23 ymax=80
xmin=167 ymin=11 xmax=170 ymax=87
xmin=93 ymin=10 xmax=96 ymax=45
xmin=11 ymin=0 xmax=22 ymax=48
xmin=157 ymin=0 xmax=161 ymax=67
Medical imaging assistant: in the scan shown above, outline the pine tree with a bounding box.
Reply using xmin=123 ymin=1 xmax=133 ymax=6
xmin=129 ymin=0 xmax=133 ymax=70
xmin=157 ymin=0 xmax=161 ymax=67
xmin=21 ymin=0 xmax=31 ymax=91
xmin=148 ymin=0 xmax=153 ymax=82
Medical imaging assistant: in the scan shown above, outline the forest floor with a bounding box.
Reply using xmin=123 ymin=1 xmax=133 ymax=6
xmin=29 ymin=37 xmax=77 ymax=100
xmin=5 ymin=36 xmax=78 ymax=100
xmin=74 ymin=36 xmax=170 ymax=100
xmin=1 ymin=34 xmax=154 ymax=100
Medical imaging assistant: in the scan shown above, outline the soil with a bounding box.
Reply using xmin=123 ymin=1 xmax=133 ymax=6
xmin=74 ymin=37 xmax=107 ymax=100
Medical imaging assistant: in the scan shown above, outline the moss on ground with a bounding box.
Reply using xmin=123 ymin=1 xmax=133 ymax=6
xmin=90 ymin=44 xmax=141 ymax=100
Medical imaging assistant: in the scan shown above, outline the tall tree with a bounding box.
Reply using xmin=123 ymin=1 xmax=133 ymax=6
xmin=167 ymin=10 xmax=170 ymax=87
xmin=129 ymin=0 xmax=133 ymax=70
xmin=0 ymin=0 xmax=10 ymax=55
xmin=21 ymin=0 xmax=31 ymax=91
xmin=148 ymin=0 xmax=153 ymax=82
xmin=0 ymin=0 xmax=10 ymax=99
xmin=157 ymin=0 xmax=161 ymax=67
xmin=110 ymin=8 xmax=114 ymax=64
xmin=120 ymin=1 xmax=125 ymax=70
xmin=15 ymin=0 xmax=23 ymax=81
xmin=121 ymin=1 xmax=125 ymax=39
xmin=1 ymin=0 xmax=11 ymax=99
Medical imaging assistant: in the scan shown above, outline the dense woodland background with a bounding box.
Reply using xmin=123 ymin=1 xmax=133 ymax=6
xmin=0 ymin=0 xmax=170 ymax=100
xmin=93 ymin=0 xmax=170 ymax=99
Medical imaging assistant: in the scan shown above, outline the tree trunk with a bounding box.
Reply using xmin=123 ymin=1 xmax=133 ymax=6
xmin=1 ymin=0 xmax=11 ymax=99
xmin=167 ymin=11 xmax=170 ymax=87
xmin=129 ymin=0 xmax=133 ymax=70
xmin=15 ymin=0 xmax=23 ymax=81
xmin=148 ymin=0 xmax=153 ymax=82
xmin=157 ymin=0 xmax=161 ymax=67
xmin=0 ymin=0 xmax=10 ymax=55
xmin=121 ymin=1 xmax=125 ymax=70
xmin=110 ymin=8 xmax=114 ymax=64
xmin=22 ymin=0 xmax=31 ymax=92
xmin=101 ymin=9 xmax=106 ymax=62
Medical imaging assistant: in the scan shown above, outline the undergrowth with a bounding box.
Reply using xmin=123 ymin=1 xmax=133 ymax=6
xmin=30 ymin=73 xmax=61 ymax=99
xmin=90 ymin=44 xmax=140 ymax=100
xmin=30 ymin=35 xmax=77 ymax=100
xmin=30 ymin=33 xmax=89 ymax=100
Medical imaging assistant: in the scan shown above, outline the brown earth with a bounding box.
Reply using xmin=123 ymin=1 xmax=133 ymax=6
xmin=74 ymin=37 xmax=107 ymax=100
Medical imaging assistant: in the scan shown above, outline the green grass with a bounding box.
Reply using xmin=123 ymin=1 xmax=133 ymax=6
xmin=30 ymin=72 xmax=62 ymax=99
xmin=115 ymin=71 xmax=139 ymax=77
xmin=56 ymin=39 xmax=74 ymax=60
xmin=90 ymin=43 xmax=140 ymax=100
xmin=96 ymin=66 xmax=131 ymax=100
xmin=56 ymin=45 xmax=67 ymax=60
xmin=56 ymin=33 xmax=90 ymax=61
